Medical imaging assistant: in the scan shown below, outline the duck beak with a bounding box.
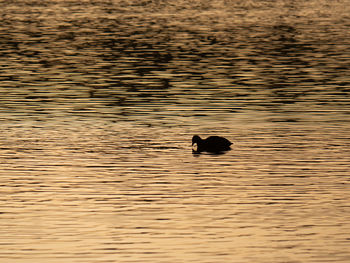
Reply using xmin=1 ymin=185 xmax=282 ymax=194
xmin=192 ymin=142 xmax=198 ymax=152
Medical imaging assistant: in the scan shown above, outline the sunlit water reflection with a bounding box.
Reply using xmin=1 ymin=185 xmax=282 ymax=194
xmin=1 ymin=0 xmax=350 ymax=262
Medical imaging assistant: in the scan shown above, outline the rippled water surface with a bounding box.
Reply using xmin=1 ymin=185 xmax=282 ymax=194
xmin=1 ymin=0 xmax=350 ymax=262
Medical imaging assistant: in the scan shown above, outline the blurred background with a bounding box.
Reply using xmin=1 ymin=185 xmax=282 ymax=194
xmin=1 ymin=0 xmax=350 ymax=262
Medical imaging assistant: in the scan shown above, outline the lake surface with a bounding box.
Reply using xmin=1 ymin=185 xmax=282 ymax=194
xmin=1 ymin=0 xmax=350 ymax=262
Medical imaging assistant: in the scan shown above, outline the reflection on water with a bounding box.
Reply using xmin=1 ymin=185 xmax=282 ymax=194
xmin=1 ymin=0 xmax=350 ymax=262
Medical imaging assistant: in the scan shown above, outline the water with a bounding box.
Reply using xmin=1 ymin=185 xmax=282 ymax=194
xmin=1 ymin=0 xmax=350 ymax=262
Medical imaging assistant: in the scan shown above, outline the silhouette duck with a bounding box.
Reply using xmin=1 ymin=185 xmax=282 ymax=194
xmin=192 ymin=135 xmax=232 ymax=153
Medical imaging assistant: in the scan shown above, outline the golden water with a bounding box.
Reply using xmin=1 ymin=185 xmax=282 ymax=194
xmin=1 ymin=0 xmax=350 ymax=262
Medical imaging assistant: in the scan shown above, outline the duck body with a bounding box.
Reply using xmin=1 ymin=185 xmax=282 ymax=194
xmin=192 ymin=135 xmax=232 ymax=153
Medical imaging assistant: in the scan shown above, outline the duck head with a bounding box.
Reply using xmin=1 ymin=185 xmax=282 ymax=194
xmin=192 ymin=135 xmax=202 ymax=146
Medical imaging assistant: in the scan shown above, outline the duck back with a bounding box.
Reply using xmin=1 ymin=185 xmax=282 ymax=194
xmin=195 ymin=136 xmax=232 ymax=153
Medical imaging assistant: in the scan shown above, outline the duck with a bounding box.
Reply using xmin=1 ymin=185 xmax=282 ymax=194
xmin=192 ymin=135 xmax=232 ymax=153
